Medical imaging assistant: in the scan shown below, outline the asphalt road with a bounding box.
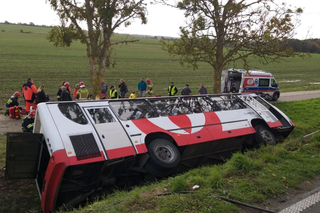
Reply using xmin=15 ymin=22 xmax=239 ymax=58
xmin=277 ymin=90 xmax=320 ymax=102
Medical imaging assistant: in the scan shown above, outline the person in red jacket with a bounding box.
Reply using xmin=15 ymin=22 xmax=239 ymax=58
xmin=21 ymin=78 xmax=37 ymax=112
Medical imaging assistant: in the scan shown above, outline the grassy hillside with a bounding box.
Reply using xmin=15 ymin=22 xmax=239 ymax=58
xmin=1 ymin=24 xmax=320 ymax=106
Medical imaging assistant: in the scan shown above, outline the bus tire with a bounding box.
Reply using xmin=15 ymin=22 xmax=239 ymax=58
xmin=147 ymin=139 xmax=180 ymax=169
xmin=254 ymin=125 xmax=276 ymax=146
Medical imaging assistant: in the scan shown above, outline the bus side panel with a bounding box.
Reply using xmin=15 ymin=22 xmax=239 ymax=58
xmin=41 ymin=149 xmax=69 ymax=213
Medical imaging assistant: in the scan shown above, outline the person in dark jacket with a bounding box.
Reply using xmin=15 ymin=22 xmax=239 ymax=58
xmin=5 ymin=92 xmax=21 ymax=116
xmin=168 ymin=82 xmax=178 ymax=96
xmin=22 ymin=110 xmax=36 ymax=132
xmin=181 ymin=84 xmax=192 ymax=95
xmin=36 ymin=85 xmax=47 ymax=104
xmin=60 ymin=86 xmax=72 ymax=101
xmin=230 ymin=83 xmax=237 ymax=93
xmin=101 ymin=80 xmax=107 ymax=97
xmin=57 ymin=81 xmax=71 ymax=101
xmin=198 ymin=83 xmax=208 ymax=95
xmin=118 ymin=79 xmax=128 ymax=98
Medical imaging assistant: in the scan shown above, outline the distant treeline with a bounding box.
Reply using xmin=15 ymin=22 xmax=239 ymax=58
xmin=1 ymin=20 xmax=53 ymax=28
xmin=2 ymin=21 xmax=320 ymax=52
xmin=284 ymin=39 xmax=320 ymax=54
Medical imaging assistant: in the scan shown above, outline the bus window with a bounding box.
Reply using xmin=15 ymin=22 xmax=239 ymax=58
xmin=109 ymin=100 xmax=159 ymax=121
xmin=148 ymin=97 xmax=193 ymax=116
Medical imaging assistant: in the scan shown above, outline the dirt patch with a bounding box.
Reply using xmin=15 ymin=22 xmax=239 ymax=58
xmin=0 ymin=113 xmax=23 ymax=134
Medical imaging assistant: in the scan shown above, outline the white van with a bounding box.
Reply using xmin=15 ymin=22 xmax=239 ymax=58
xmin=221 ymin=68 xmax=280 ymax=101
xmin=5 ymin=94 xmax=294 ymax=212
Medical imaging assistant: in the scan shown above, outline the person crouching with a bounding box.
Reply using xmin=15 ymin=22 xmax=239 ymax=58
xmin=22 ymin=110 xmax=36 ymax=132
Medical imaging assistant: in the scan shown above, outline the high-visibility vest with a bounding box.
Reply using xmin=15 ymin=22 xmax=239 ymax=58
xmin=110 ymin=89 xmax=118 ymax=99
xmin=168 ymin=86 xmax=176 ymax=96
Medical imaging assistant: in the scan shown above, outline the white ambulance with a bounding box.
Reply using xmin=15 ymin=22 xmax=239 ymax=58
xmin=221 ymin=68 xmax=280 ymax=101
xmin=5 ymin=94 xmax=294 ymax=212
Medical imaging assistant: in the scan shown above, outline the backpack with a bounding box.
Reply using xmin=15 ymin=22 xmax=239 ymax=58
xmin=9 ymin=106 xmax=20 ymax=119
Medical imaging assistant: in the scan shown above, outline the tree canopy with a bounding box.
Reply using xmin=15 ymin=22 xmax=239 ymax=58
xmin=47 ymin=0 xmax=147 ymax=97
xmin=160 ymin=0 xmax=303 ymax=93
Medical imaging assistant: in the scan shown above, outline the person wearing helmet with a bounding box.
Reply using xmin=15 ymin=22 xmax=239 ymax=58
xmin=21 ymin=110 xmax=36 ymax=132
xmin=76 ymin=83 xmax=89 ymax=100
xmin=5 ymin=92 xmax=21 ymax=116
xmin=21 ymin=78 xmax=37 ymax=112
xmin=109 ymin=85 xmax=118 ymax=99
xmin=57 ymin=81 xmax=71 ymax=101
xmin=146 ymin=78 xmax=153 ymax=97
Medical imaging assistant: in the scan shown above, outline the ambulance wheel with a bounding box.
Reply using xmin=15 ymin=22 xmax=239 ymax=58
xmin=147 ymin=139 xmax=180 ymax=169
xmin=254 ymin=125 xmax=276 ymax=146
xmin=273 ymin=93 xmax=279 ymax=101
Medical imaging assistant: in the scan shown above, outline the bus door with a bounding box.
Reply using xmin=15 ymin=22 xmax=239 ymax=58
xmin=84 ymin=106 xmax=136 ymax=159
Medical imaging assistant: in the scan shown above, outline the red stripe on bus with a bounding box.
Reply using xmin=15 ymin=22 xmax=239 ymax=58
xmin=41 ymin=149 xmax=68 ymax=213
xmin=267 ymin=121 xmax=282 ymax=128
xmin=106 ymin=146 xmax=136 ymax=159
xmin=169 ymin=115 xmax=192 ymax=133
xmin=135 ymin=143 xmax=147 ymax=154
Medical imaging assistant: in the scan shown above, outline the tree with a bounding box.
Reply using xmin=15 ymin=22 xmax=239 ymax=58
xmin=160 ymin=0 xmax=303 ymax=93
xmin=47 ymin=0 xmax=147 ymax=97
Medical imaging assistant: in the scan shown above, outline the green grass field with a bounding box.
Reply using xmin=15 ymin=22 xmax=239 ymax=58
xmin=1 ymin=23 xmax=320 ymax=106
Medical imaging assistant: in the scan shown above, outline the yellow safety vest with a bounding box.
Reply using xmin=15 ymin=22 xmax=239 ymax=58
xmin=168 ymin=86 xmax=176 ymax=96
xmin=110 ymin=89 xmax=118 ymax=99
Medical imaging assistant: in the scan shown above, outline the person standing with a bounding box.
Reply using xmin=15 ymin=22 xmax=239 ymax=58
xmin=73 ymin=84 xmax=80 ymax=100
xmin=181 ymin=84 xmax=192 ymax=95
xmin=230 ymin=83 xmax=237 ymax=93
xmin=76 ymin=83 xmax=89 ymax=100
xmin=60 ymin=86 xmax=72 ymax=101
xmin=57 ymin=82 xmax=71 ymax=101
xmin=168 ymin=82 xmax=178 ymax=96
xmin=21 ymin=110 xmax=36 ymax=132
xmin=21 ymin=78 xmax=37 ymax=112
xmin=36 ymin=85 xmax=47 ymax=104
xmin=198 ymin=83 xmax=208 ymax=95
xmin=109 ymin=85 xmax=118 ymax=99
xmin=101 ymin=80 xmax=107 ymax=97
xmin=138 ymin=77 xmax=147 ymax=97
xmin=118 ymin=79 xmax=128 ymax=98
xmin=146 ymin=78 xmax=154 ymax=97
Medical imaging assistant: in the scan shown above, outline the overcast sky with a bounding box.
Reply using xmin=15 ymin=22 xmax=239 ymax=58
xmin=0 ymin=0 xmax=319 ymax=39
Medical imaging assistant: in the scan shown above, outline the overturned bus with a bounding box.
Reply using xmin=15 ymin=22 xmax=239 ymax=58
xmin=5 ymin=94 xmax=294 ymax=212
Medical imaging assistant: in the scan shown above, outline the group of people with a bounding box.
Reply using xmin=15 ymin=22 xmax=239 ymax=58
xmin=4 ymin=77 xmax=209 ymax=133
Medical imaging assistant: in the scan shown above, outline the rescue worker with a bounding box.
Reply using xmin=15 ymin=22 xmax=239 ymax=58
xmin=129 ymin=91 xmax=137 ymax=99
xmin=230 ymin=83 xmax=237 ymax=93
xmin=146 ymin=78 xmax=154 ymax=97
xmin=109 ymin=85 xmax=118 ymax=99
xmin=21 ymin=78 xmax=37 ymax=112
xmin=181 ymin=84 xmax=192 ymax=95
xmin=60 ymin=86 xmax=72 ymax=101
xmin=5 ymin=92 xmax=20 ymax=116
xmin=76 ymin=83 xmax=89 ymax=100
xmin=21 ymin=110 xmax=36 ymax=132
xmin=73 ymin=84 xmax=80 ymax=100
xmin=138 ymin=77 xmax=147 ymax=97
xmin=168 ymin=82 xmax=178 ymax=96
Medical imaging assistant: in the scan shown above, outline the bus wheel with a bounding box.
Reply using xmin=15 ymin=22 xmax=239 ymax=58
xmin=147 ymin=139 xmax=180 ymax=169
xmin=254 ymin=125 xmax=276 ymax=146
